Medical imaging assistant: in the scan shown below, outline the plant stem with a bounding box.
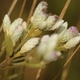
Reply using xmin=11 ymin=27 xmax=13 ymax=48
xmin=59 ymin=0 xmax=71 ymax=19
xmin=35 ymin=69 xmax=42 ymax=80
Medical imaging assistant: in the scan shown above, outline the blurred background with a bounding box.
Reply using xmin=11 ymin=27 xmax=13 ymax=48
xmin=0 ymin=0 xmax=80 ymax=80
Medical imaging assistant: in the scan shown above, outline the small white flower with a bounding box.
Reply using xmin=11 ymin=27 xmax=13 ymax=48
xmin=59 ymin=26 xmax=79 ymax=43
xmin=37 ymin=35 xmax=50 ymax=56
xmin=46 ymin=34 xmax=59 ymax=53
xmin=20 ymin=38 xmax=40 ymax=53
xmin=9 ymin=18 xmax=23 ymax=35
xmin=11 ymin=25 xmax=23 ymax=45
xmin=2 ymin=14 xmax=11 ymax=33
xmin=64 ymin=36 xmax=80 ymax=49
xmin=2 ymin=14 xmax=24 ymax=45
xmin=43 ymin=34 xmax=61 ymax=62
xmin=37 ymin=34 xmax=60 ymax=62
xmin=31 ymin=1 xmax=48 ymax=29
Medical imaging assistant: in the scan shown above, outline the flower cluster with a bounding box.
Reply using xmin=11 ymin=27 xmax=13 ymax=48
xmin=37 ymin=26 xmax=80 ymax=63
xmin=2 ymin=1 xmax=80 ymax=68
xmin=2 ymin=14 xmax=27 ymax=46
xmin=31 ymin=1 xmax=64 ymax=30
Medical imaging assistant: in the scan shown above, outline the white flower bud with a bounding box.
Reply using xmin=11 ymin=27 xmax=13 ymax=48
xmin=20 ymin=38 xmax=39 ymax=53
xmin=37 ymin=34 xmax=59 ymax=62
xmin=50 ymin=19 xmax=64 ymax=30
xmin=64 ymin=36 xmax=80 ymax=49
xmin=46 ymin=34 xmax=59 ymax=52
xmin=43 ymin=34 xmax=60 ymax=62
xmin=45 ymin=15 xmax=59 ymax=30
xmin=59 ymin=26 xmax=79 ymax=43
xmin=11 ymin=25 xmax=23 ymax=45
xmin=2 ymin=14 xmax=11 ymax=33
xmin=31 ymin=1 xmax=48 ymax=29
xmin=43 ymin=50 xmax=61 ymax=62
xmin=33 ymin=1 xmax=48 ymax=17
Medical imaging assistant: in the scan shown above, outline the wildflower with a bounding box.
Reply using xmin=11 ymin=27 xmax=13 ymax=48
xmin=37 ymin=35 xmax=50 ymax=56
xmin=31 ymin=1 xmax=67 ymax=32
xmin=20 ymin=38 xmax=40 ymax=53
xmin=2 ymin=14 xmax=25 ymax=45
xmin=31 ymin=1 xmax=48 ymax=29
xmin=37 ymin=34 xmax=61 ymax=62
xmin=2 ymin=14 xmax=11 ymax=33
xmin=43 ymin=34 xmax=61 ymax=62
xmin=59 ymin=26 xmax=79 ymax=43
xmin=64 ymin=35 xmax=80 ymax=49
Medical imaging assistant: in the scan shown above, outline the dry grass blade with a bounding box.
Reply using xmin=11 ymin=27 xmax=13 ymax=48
xmin=35 ymin=69 xmax=42 ymax=80
xmin=53 ymin=45 xmax=80 ymax=80
xmin=59 ymin=0 xmax=71 ymax=19
xmin=27 ymin=0 xmax=38 ymax=25
xmin=19 ymin=0 xmax=27 ymax=17
xmin=8 ymin=0 xmax=18 ymax=15
xmin=61 ymin=48 xmax=74 ymax=80
xmin=0 ymin=0 xmax=18 ymax=34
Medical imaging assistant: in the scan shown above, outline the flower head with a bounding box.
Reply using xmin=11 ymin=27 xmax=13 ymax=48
xmin=31 ymin=1 xmax=48 ymax=29
xmin=2 ymin=14 xmax=25 ymax=45
xmin=37 ymin=34 xmax=61 ymax=62
xmin=59 ymin=26 xmax=79 ymax=43
xmin=31 ymin=1 xmax=64 ymax=31
xmin=64 ymin=35 xmax=80 ymax=49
